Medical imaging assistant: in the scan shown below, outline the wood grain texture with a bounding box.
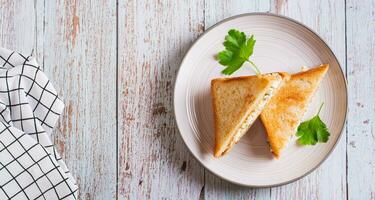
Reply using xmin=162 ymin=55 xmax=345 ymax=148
xmin=117 ymin=1 xmax=205 ymax=199
xmin=203 ymin=1 xmax=272 ymax=200
xmin=346 ymin=0 xmax=375 ymax=199
xmin=0 ymin=0 xmax=37 ymax=54
xmin=269 ymin=1 xmax=347 ymax=199
xmin=43 ymin=0 xmax=117 ymax=199
xmin=204 ymin=0 xmax=270 ymax=28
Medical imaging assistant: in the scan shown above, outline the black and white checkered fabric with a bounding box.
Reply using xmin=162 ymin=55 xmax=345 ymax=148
xmin=0 ymin=48 xmax=78 ymax=200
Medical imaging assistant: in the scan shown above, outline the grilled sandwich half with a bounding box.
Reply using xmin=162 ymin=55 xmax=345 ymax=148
xmin=260 ymin=64 xmax=329 ymax=158
xmin=211 ymin=73 xmax=285 ymax=157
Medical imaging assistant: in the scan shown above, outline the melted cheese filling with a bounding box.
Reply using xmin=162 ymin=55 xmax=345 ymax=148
xmin=229 ymin=79 xmax=282 ymax=148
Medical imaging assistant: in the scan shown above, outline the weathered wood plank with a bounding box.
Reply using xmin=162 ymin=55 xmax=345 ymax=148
xmin=203 ymin=1 xmax=272 ymax=200
xmin=0 ymin=0 xmax=38 ymax=54
xmin=269 ymin=1 xmax=347 ymax=199
xmin=346 ymin=0 xmax=375 ymax=199
xmin=34 ymin=0 xmax=45 ymax=65
xmin=117 ymin=1 xmax=205 ymax=199
xmin=43 ymin=1 xmax=117 ymax=199
xmin=204 ymin=0 xmax=270 ymax=28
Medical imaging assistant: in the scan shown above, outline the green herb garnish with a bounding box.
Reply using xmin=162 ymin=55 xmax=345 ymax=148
xmin=296 ymin=103 xmax=330 ymax=145
xmin=217 ymin=29 xmax=260 ymax=75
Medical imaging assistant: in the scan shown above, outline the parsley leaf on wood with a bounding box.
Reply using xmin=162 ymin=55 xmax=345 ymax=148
xmin=217 ymin=29 xmax=260 ymax=75
xmin=296 ymin=103 xmax=330 ymax=145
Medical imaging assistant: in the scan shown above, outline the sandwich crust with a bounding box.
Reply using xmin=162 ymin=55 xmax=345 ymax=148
xmin=260 ymin=64 xmax=329 ymax=158
xmin=211 ymin=73 xmax=283 ymax=157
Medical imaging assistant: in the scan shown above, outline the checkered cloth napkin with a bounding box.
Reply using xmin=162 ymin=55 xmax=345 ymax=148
xmin=0 ymin=48 xmax=78 ymax=200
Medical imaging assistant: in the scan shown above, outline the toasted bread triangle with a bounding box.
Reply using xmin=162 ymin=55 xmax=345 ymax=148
xmin=211 ymin=73 xmax=283 ymax=157
xmin=260 ymin=64 xmax=329 ymax=158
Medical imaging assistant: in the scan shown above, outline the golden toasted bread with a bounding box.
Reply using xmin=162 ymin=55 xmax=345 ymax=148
xmin=260 ymin=64 xmax=329 ymax=158
xmin=211 ymin=73 xmax=284 ymax=157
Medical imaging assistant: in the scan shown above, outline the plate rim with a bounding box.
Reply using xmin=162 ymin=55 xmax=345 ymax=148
xmin=173 ymin=12 xmax=348 ymax=187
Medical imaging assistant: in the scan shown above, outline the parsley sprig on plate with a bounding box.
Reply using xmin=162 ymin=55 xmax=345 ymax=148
xmin=296 ymin=103 xmax=330 ymax=145
xmin=217 ymin=29 xmax=260 ymax=75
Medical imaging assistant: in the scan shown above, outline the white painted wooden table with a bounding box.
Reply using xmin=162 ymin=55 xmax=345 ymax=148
xmin=1 ymin=0 xmax=374 ymax=199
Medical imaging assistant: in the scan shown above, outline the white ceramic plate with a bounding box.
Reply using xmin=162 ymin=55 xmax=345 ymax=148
xmin=174 ymin=13 xmax=347 ymax=187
